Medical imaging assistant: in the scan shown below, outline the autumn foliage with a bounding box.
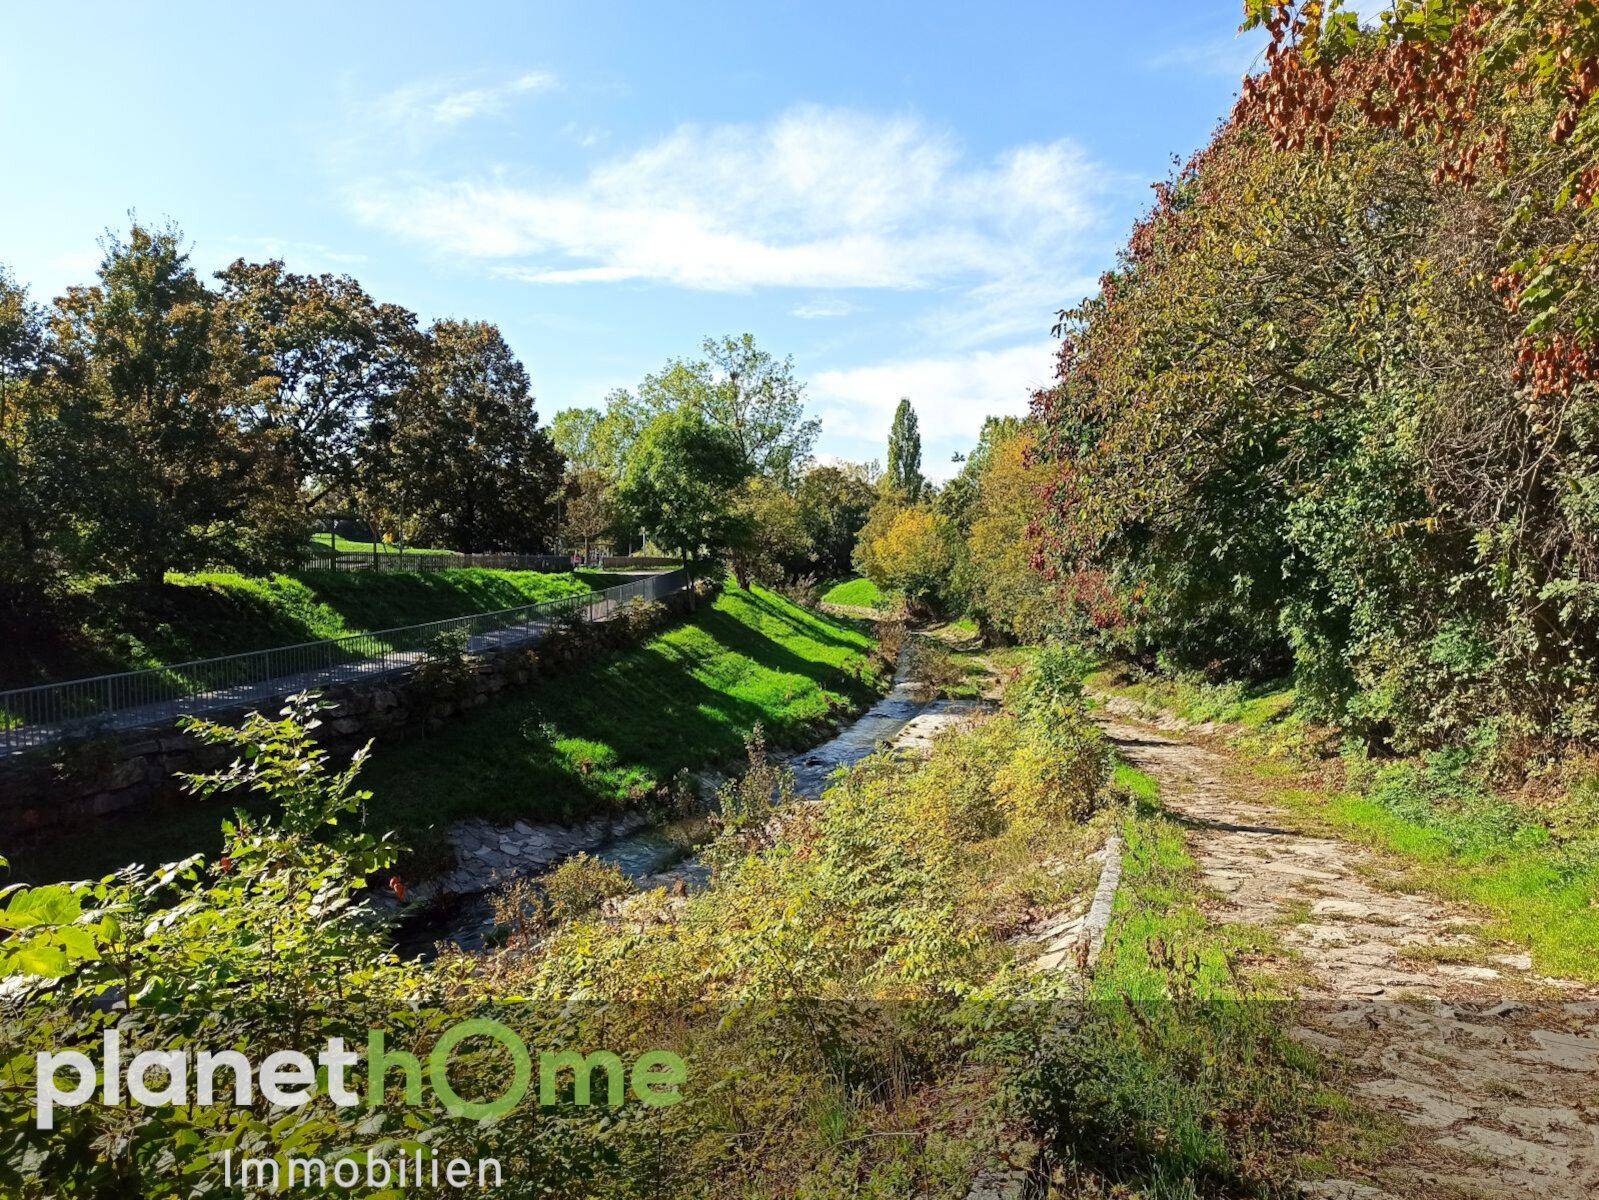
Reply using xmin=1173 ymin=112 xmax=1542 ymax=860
xmin=1032 ymin=1 xmax=1599 ymax=756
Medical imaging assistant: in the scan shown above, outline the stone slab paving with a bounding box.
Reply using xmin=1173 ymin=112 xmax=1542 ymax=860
xmin=1096 ymin=710 xmax=1599 ymax=1200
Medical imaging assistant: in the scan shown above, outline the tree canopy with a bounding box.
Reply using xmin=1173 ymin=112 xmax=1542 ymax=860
xmin=615 ymin=407 xmax=750 ymax=577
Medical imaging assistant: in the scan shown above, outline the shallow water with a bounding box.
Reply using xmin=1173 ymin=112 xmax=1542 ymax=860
xmin=397 ymin=662 xmax=986 ymax=955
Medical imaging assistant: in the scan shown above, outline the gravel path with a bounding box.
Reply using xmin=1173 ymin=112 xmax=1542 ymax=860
xmin=1096 ymin=709 xmax=1599 ymax=1200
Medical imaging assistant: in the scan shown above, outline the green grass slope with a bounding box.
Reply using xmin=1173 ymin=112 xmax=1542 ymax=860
xmin=361 ymin=584 xmax=882 ymax=831
xmin=3 ymin=569 xmax=596 ymax=688
xmin=308 ymin=533 xmax=460 ymax=558
xmin=821 ymin=576 xmax=892 ymax=609
xmin=15 ymin=585 xmax=882 ymax=883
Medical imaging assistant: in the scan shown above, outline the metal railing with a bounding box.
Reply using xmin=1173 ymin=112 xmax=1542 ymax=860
xmin=319 ymin=552 xmax=577 ymax=573
xmin=0 ymin=570 xmax=689 ymax=756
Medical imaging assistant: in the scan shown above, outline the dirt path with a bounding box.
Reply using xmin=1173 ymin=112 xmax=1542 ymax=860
xmin=1096 ymin=710 xmax=1599 ymax=1200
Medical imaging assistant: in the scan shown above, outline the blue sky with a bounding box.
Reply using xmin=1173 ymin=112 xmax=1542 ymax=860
xmin=1 ymin=0 xmax=1297 ymax=477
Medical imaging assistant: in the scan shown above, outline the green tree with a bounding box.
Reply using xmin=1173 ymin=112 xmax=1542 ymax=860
xmin=563 ymin=466 xmax=619 ymax=557
xmin=550 ymin=406 xmax=604 ymax=473
xmin=47 ymin=222 xmax=273 ymax=585
xmin=0 ymin=265 xmax=72 ymax=608
xmin=794 ymin=463 xmax=876 ymax=578
xmin=369 ymin=319 xmax=561 ymax=553
xmin=214 ymin=259 xmax=420 ymax=510
xmin=593 ymin=389 xmax=648 ymax=476
xmin=634 ymin=334 xmax=819 ymax=484
xmin=856 ymin=502 xmax=955 ymax=615
xmin=886 ymin=397 xmax=924 ymax=501
xmin=937 ymin=416 xmax=1023 ymax=537
xmin=615 ymin=407 xmax=749 ymax=582
xmin=728 ymin=476 xmax=807 ymax=589
xmin=962 ymin=426 xmax=1052 ymax=643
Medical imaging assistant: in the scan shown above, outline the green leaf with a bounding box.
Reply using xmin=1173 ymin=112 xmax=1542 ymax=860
xmin=6 ymin=941 xmax=71 ymax=978
xmin=1 ymin=885 xmax=82 ymax=929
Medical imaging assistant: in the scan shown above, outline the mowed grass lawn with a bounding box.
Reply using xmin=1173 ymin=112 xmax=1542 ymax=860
xmin=15 ymin=585 xmax=882 ymax=883
xmin=3 ymin=568 xmax=601 ymax=688
xmin=308 ymin=532 xmax=460 ymax=558
xmin=821 ymin=576 xmax=893 ymax=609
xmin=361 ymin=585 xmax=883 ymax=831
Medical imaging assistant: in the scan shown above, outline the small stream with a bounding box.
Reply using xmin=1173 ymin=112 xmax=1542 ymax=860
xmin=393 ymin=664 xmax=988 ymax=957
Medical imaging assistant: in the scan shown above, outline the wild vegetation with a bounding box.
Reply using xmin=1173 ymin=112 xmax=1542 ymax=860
xmin=0 ymin=646 xmax=1119 ymax=1199
xmin=1028 ymin=0 xmax=1599 ymax=763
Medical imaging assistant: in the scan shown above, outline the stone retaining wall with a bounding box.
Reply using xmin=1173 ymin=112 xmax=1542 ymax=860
xmin=0 ymin=582 xmax=717 ymax=844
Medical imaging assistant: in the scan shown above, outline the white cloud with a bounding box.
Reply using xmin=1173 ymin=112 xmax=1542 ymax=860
xmin=791 ymin=296 xmax=857 ymax=319
xmin=348 ymin=104 xmax=1111 ymax=303
xmin=371 ymin=70 xmax=558 ymax=131
xmin=1147 ymin=30 xmax=1268 ymax=79
xmin=810 ymin=341 xmax=1057 ymax=479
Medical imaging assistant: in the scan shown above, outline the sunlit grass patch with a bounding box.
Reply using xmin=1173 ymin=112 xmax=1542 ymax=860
xmin=821 ymin=576 xmax=893 ymax=610
xmin=3 ymin=567 xmax=596 ymax=688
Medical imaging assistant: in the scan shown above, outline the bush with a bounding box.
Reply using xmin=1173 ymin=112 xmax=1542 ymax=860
xmin=543 ymin=852 xmax=634 ymax=921
xmin=772 ymin=573 xmax=821 ymax=609
xmin=413 ymin=624 xmax=476 ymax=697
xmin=905 ymin=640 xmax=967 ymax=695
xmin=615 ymin=596 xmax=668 ymax=639
xmin=712 ymin=723 xmax=797 ymax=841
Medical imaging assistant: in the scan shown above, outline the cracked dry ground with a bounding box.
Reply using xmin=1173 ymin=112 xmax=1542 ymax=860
xmin=1095 ymin=711 xmax=1599 ymax=1200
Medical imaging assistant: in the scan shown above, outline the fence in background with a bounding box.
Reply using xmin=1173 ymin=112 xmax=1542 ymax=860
xmin=0 ymin=570 xmax=689 ymax=756
xmin=599 ymin=555 xmax=682 ymax=569
xmin=321 ymin=552 xmax=576 ymax=573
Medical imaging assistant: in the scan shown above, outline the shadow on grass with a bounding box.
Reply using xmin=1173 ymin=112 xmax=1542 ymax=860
xmin=11 ymin=587 xmax=882 ymax=885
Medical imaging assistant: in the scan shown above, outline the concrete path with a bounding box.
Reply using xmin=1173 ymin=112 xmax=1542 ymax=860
xmin=1097 ymin=711 xmax=1599 ymax=1200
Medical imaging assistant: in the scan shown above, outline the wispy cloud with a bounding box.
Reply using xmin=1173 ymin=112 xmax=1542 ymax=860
xmin=1146 ymin=30 xmax=1267 ymax=79
xmin=792 ymin=296 xmax=857 ymax=319
xmin=371 ymin=69 xmax=558 ymax=131
xmin=347 ymin=104 xmax=1113 ymax=314
xmin=811 ymin=340 xmax=1057 ymax=478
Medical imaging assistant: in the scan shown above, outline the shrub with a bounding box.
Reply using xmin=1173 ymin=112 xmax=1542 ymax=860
xmin=713 ymin=723 xmax=797 ymax=842
xmin=905 ymin=640 xmax=967 ymax=695
xmin=773 ymin=573 xmax=822 ymax=609
xmin=873 ymin=619 xmax=906 ymax=672
xmin=413 ymin=624 xmax=476 ymax=697
xmin=542 ymin=852 xmax=633 ymax=922
xmin=615 ymin=596 xmax=668 ymax=639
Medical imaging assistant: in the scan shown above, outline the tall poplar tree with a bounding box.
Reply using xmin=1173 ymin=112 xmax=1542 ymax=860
xmin=886 ymin=396 xmax=923 ymax=501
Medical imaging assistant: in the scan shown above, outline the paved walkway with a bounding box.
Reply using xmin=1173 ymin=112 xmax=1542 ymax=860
xmin=1097 ymin=707 xmax=1599 ymax=1200
xmin=6 ymin=578 xmax=681 ymax=752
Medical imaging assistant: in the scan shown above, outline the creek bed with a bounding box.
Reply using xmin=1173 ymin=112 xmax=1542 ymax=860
xmin=392 ymin=664 xmax=989 ymax=957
